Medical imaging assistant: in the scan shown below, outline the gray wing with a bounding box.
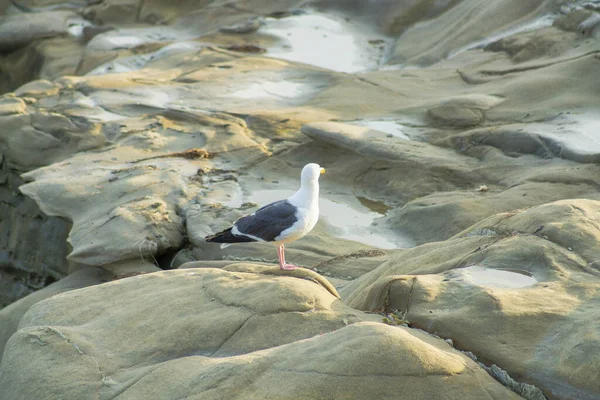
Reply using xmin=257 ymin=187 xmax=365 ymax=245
xmin=234 ymin=200 xmax=298 ymax=242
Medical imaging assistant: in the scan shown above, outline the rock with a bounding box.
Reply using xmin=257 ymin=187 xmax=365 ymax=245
xmin=384 ymin=181 xmax=599 ymax=246
xmin=437 ymin=126 xmax=558 ymax=158
xmin=0 ymin=267 xmax=521 ymax=399
xmin=426 ymin=95 xmax=504 ymax=128
xmin=301 ymin=121 xmax=476 ymax=164
xmin=0 ymin=84 xmax=107 ymax=171
xmin=0 ymin=11 xmax=77 ymax=52
xmin=0 ymin=98 xmax=27 ymax=116
xmin=386 ymin=0 xmax=550 ymax=65
xmin=101 ymin=259 xmax=161 ymax=278
xmin=577 ymin=13 xmax=600 ymax=37
xmin=0 ymin=170 xmax=71 ymax=308
xmin=219 ymin=18 xmax=262 ymax=34
xmin=0 ymin=267 xmax=114 ymax=358
xmin=554 ymin=8 xmax=595 ymax=34
xmin=225 ymin=43 xmax=266 ymax=53
xmin=82 ymin=25 xmax=116 ymax=43
xmin=484 ymin=27 xmax=576 ymax=63
xmin=83 ymin=0 xmax=140 ymax=25
xmin=342 ymin=199 xmax=600 ymax=400
xmin=1 ymin=2 xmax=600 ymax=399
xmin=20 ymin=166 xmax=187 ymax=266
xmin=221 ymin=262 xmax=341 ymax=299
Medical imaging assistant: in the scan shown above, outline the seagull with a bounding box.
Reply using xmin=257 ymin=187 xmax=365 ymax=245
xmin=205 ymin=163 xmax=325 ymax=270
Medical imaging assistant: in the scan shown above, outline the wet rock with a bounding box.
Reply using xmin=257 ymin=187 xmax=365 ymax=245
xmin=0 ymin=267 xmax=521 ymax=399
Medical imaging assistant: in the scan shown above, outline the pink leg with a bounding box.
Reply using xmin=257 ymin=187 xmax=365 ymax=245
xmin=278 ymin=244 xmax=298 ymax=270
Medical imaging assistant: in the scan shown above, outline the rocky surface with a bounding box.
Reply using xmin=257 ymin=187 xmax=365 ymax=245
xmin=1 ymin=0 xmax=599 ymax=399
xmin=0 ymin=266 xmax=521 ymax=400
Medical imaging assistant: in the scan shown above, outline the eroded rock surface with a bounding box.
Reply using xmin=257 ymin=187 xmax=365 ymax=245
xmin=342 ymin=199 xmax=600 ymax=400
xmin=1 ymin=0 xmax=600 ymax=399
xmin=0 ymin=267 xmax=521 ymax=400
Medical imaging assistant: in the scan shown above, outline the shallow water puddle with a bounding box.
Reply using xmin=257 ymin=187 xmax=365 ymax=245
xmin=448 ymin=14 xmax=555 ymax=59
xmin=356 ymin=196 xmax=392 ymax=214
xmin=347 ymin=119 xmax=410 ymax=139
xmin=447 ymin=266 xmax=537 ymax=288
xmin=262 ymin=12 xmax=392 ymax=73
xmin=88 ymin=26 xmax=198 ymax=51
xmin=246 ymin=189 xmax=410 ymax=249
xmin=525 ymin=111 xmax=600 ymax=156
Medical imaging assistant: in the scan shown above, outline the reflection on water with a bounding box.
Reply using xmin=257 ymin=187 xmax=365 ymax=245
xmin=87 ymin=27 xmax=197 ymax=51
xmin=348 ymin=119 xmax=410 ymax=140
xmin=446 ymin=266 xmax=537 ymax=288
xmin=356 ymin=196 xmax=392 ymax=214
xmin=262 ymin=12 xmax=391 ymax=73
xmin=247 ymin=189 xmax=410 ymax=249
xmin=526 ymin=111 xmax=600 ymax=156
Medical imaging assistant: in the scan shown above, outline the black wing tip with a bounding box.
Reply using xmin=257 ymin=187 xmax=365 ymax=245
xmin=205 ymin=227 xmax=231 ymax=242
xmin=205 ymin=227 xmax=257 ymax=244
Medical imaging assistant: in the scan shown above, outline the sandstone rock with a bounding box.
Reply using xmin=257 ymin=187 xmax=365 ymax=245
xmin=426 ymin=95 xmax=504 ymax=128
xmin=386 ymin=0 xmax=551 ymax=65
xmin=384 ymin=181 xmax=600 ymax=246
xmin=0 ymin=267 xmax=521 ymax=399
xmin=0 ymin=87 xmax=107 ymax=171
xmin=1 ymin=2 xmax=600 ymax=400
xmin=0 ymin=267 xmax=114 ymax=358
xmin=301 ymin=121 xmax=476 ymax=164
xmin=484 ymin=27 xmax=576 ymax=63
xmin=0 ymin=11 xmax=77 ymax=52
xmin=0 ymin=170 xmax=71 ymax=308
xmin=342 ymin=199 xmax=600 ymax=400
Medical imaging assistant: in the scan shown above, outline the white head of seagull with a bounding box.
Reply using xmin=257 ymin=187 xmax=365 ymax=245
xmin=205 ymin=162 xmax=325 ymax=270
xmin=288 ymin=163 xmax=325 ymax=208
xmin=301 ymin=163 xmax=325 ymax=183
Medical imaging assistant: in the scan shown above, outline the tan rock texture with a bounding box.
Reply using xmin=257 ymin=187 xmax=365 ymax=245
xmin=0 ymin=267 xmax=521 ymax=400
xmin=1 ymin=1 xmax=599 ymax=399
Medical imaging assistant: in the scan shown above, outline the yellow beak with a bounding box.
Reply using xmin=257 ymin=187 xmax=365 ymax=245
xmin=320 ymin=167 xmax=326 ymax=174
